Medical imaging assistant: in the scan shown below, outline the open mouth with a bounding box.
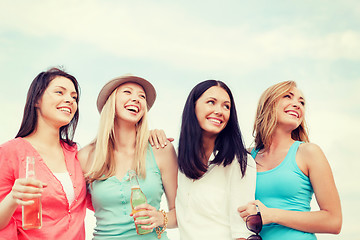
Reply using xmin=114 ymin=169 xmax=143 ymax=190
xmin=58 ymin=107 xmax=71 ymax=114
xmin=125 ymin=105 xmax=139 ymax=113
xmin=208 ymin=117 xmax=222 ymax=125
xmin=286 ymin=110 xmax=299 ymax=118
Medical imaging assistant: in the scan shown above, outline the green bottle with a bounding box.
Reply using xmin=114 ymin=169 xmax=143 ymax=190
xmin=129 ymin=170 xmax=151 ymax=235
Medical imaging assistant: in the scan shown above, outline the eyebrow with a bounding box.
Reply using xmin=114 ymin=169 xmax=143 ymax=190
xmin=289 ymin=91 xmax=304 ymax=101
xmin=55 ymin=86 xmax=77 ymax=95
xmin=122 ymin=86 xmax=145 ymax=94
xmin=206 ymin=97 xmax=231 ymax=104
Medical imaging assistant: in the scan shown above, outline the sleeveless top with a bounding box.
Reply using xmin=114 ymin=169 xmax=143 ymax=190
xmin=251 ymin=141 xmax=316 ymax=240
xmin=89 ymin=144 xmax=168 ymax=240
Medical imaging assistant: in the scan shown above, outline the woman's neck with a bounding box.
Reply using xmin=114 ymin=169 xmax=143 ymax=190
xmin=24 ymin=120 xmax=61 ymax=148
xmin=201 ymin=134 xmax=216 ymax=164
xmin=267 ymin=128 xmax=294 ymax=154
xmin=113 ymin=120 xmax=136 ymax=151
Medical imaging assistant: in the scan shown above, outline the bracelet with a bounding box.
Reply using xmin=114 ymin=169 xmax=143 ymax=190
xmin=155 ymin=209 xmax=168 ymax=239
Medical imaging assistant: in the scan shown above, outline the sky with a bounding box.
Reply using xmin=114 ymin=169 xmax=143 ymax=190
xmin=0 ymin=0 xmax=359 ymax=239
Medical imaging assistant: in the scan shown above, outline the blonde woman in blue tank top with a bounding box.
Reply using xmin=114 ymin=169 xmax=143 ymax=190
xmin=238 ymin=81 xmax=342 ymax=239
xmin=78 ymin=75 xmax=178 ymax=240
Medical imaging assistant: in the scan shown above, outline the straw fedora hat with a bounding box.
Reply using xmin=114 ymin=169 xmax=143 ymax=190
xmin=96 ymin=75 xmax=156 ymax=113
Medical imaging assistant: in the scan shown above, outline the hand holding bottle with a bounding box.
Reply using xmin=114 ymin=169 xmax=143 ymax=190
xmin=10 ymin=178 xmax=46 ymax=206
xmin=130 ymin=203 xmax=165 ymax=230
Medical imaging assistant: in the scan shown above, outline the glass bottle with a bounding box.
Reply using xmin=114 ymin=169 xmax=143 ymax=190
xmin=22 ymin=156 xmax=42 ymax=230
xmin=128 ymin=170 xmax=151 ymax=235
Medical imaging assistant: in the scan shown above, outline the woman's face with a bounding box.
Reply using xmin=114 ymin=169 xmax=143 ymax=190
xmin=36 ymin=76 xmax=78 ymax=129
xmin=276 ymin=87 xmax=305 ymax=131
xmin=115 ymin=82 xmax=147 ymax=124
xmin=195 ymin=86 xmax=231 ymax=138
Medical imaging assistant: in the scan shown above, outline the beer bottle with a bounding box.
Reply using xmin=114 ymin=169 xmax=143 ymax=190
xmin=129 ymin=170 xmax=151 ymax=235
xmin=22 ymin=156 xmax=42 ymax=230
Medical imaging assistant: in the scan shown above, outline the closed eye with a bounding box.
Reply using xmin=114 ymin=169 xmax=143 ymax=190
xmin=284 ymin=94 xmax=291 ymax=98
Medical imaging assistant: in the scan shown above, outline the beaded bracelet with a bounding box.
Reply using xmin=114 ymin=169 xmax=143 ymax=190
xmin=155 ymin=209 xmax=168 ymax=239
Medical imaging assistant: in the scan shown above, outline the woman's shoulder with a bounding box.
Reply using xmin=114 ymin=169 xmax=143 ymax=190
xmin=1 ymin=137 xmax=23 ymax=148
xmin=0 ymin=138 xmax=29 ymax=155
xmin=297 ymin=142 xmax=327 ymax=167
xmin=151 ymin=141 xmax=176 ymax=157
xmin=77 ymin=143 xmax=96 ymax=172
xmin=298 ymin=142 xmax=323 ymax=155
xmin=151 ymin=141 xmax=177 ymax=170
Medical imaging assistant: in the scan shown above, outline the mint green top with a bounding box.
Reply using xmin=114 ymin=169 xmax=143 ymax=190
xmin=89 ymin=145 xmax=168 ymax=240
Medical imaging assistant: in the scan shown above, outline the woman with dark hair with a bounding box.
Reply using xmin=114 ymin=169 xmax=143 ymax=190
xmin=0 ymin=68 xmax=87 ymax=239
xmin=174 ymin=80 xmax=256 ymax=239
xmin=238 ymin=81 xmax=342 ymax=239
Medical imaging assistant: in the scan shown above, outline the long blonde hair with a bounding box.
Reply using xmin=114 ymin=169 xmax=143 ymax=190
xmin=253 ymin=81 xmax=309 ymax=151
xmin=86 ymin=88 xmax=150 ymax=183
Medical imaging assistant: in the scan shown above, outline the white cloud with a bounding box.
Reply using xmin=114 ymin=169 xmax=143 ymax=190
xmin=1 ymin=1 xmax=360 ymax=75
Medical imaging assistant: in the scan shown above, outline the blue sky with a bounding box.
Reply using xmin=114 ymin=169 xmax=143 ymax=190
xmin=0 ymin=1 xmax=359 ymax=239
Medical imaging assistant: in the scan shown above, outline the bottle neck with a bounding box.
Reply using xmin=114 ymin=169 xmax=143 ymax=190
xmin=128 ymin=170 xmax=140 ymax=187
xmin=26 ymin=156 xmax=36 ymax=178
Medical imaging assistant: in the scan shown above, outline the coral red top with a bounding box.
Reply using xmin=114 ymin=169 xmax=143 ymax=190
xmin=0 ymin=138 xmax=87 ymax=240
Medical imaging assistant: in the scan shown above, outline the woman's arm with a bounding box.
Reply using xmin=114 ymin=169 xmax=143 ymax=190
xmin=132 ymin=142 xmax=178 ymax=230
xmin=271 ymin=143 xmax=342 ymax=233
xmin=152 ymin=142 xmax=178 ymax=228
xmin=239 ymin=143 xmax=342 ymax=234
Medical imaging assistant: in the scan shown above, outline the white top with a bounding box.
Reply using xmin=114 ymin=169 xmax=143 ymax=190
xmin=175 ymin=154 xmax=257 ymax=240
xmin=53 ymin=172 xmax=75 ymax=206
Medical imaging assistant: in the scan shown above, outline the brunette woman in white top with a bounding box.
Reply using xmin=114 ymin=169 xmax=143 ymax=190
xmin=156 ymin=80 xmax=257 ymax=240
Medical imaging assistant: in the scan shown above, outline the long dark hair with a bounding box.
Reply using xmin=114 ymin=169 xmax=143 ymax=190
xmin=178 ymin=80 xmax=248 ymax=179
xmin=16 ymin=67 xmax=80 ymax=146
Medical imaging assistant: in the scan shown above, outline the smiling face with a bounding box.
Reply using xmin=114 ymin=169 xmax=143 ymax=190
xmin=115 ymin=82 xmax=147 ymax=124
xmin=276 ymin=87 xmax=305 ymax=131
xmin=195 ymin=86 xmax=231 ymax=139
xmin=36 ymin=76 xmax=78 ymax=129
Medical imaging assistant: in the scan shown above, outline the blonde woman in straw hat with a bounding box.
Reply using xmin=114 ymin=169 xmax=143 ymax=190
xmin=78 ymin=75 xmax=178 ymax=239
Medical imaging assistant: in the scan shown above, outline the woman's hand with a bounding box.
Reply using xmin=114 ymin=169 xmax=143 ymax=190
xmin=149 ymin=129 xmax=174 ymax=149
xmin=130 ymin=203 xmax=165 ymax=230
xmin=238 ymin=200 xmax=272 ymax=225
xmin=10 ymin=178 xmax=47 ymax=206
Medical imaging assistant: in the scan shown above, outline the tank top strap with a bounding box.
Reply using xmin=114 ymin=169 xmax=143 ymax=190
xmin=284 ymin=141 xmax=302 ymax=165
xmin=250 ymin=148 xmax=259 ymax=159
xmin=251 ymin=141 xmax=303 ymax=164
xmin=145 ymin=143 xmax=160 ymax=173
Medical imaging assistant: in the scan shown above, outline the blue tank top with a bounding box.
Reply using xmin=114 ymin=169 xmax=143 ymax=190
xmin=89 ymin=145 xmax=168 ymax=240
xmin=251 ymin=141 xmax=316 ymax=240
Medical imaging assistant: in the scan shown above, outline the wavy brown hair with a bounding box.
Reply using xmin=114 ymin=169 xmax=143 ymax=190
xmin=253 ymin=81 xmax=309 ymax=151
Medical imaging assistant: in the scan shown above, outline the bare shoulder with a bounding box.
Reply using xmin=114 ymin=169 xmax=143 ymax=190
xmin=151 ymin=141 xmax=177 ymax=171
xmin=298 ymin=142 xmax=328 ymax=167
xmin=152 ymin=141 xmax=176 ymax=157
xmin=77 ymin=143 xmax=95 ymax=172
xmin=298 ymin=142 xmax=324 ymax=156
